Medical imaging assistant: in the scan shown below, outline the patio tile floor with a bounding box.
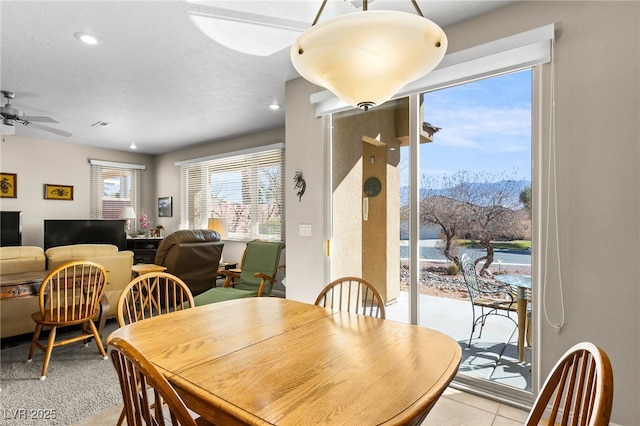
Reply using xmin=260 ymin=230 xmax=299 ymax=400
xmin=386 ymin=290 xmax=531 ymax=392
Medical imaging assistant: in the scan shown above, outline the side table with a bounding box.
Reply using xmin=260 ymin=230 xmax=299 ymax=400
xmin=126 ymin=237 xmax=164 ymax=264
xmin=131 ymin=264 xmax=167 ymax=278
xmin=216 ymin=262 xmax=238 ymax=286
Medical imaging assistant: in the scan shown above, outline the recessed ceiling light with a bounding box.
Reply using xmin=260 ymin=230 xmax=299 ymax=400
xmin=269 ymin=102 xmax=281 ymax=110
xmin=74 ymin=32 xmax=102 ymax=46
xmin=129 ymin=143 xmax=137 ymax=150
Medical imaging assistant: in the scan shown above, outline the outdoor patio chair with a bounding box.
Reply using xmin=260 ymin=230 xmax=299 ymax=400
xmin=315 ymin=276 xmax=386 ymax=319
xmin=460 ymin=253 xmax=517 ymax=347
xmin=526 ymin=342 xmax=613 ymax=426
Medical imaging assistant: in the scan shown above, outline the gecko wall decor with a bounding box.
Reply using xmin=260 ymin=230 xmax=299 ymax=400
xmin=293 ymin=170 xmax=306 ymax=202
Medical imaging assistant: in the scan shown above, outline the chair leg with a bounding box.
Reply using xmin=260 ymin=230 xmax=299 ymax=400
xmin=526 ymin=311 xmax=532 ymax=347
xmin=40 ymin=326 xmax=58 ymax=380
xmin=27 ymin=324 xmax=43 ymax=362
xmin=86 ymin=320 xmax=108 ymax=359
xmin=467 ymin=306 xmax=477 ymax=347
xmin=477 ymin=307 xmax=488 ymax=339
xmin=116 ymin=407 xmax=126 ymax=426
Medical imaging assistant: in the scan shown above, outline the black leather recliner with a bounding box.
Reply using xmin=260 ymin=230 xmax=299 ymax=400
xmin=154 ymin=229 xmax=224 ymax=296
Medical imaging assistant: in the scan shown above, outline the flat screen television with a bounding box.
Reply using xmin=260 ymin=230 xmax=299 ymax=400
xmin=1 ymin=211 xmax=22 ymax=246
xmin=44 ymin=219 xmax=126 ymax=250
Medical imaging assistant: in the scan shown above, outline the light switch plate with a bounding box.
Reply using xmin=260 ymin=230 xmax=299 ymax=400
xmin=299 ymin=223 xmax=312 ymax=237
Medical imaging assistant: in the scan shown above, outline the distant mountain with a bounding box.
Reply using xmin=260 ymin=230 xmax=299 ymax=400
xmin=399 ymin=180 xmax=531 ymax=207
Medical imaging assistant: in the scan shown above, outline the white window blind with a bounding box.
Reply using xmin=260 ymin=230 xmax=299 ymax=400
xmin=90 ymin=161 xmax=145 ymax=225
xmin=178 ymin=145 xmax=284 ymax=241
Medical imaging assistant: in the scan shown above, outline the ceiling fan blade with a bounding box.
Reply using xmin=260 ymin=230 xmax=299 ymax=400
xmin=186 ymin=3 xmax=311 ymax=56
xmin=22 ymin=115 xmax=58 ymax=123
xmin=22 ymin=122 xmax=72 ymax=137
xmin=0 ymin=122 xmax=16 ymax=135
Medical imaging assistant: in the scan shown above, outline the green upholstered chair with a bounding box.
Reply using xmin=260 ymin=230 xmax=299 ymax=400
xmin=193 ymin=240 xmax=284 ymax=306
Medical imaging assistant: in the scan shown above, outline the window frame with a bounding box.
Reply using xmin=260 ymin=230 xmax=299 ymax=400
xmin=89 ymin=160 xmax=145 ymax=227
xmin=177 ymin=143 xmax=285 ymax=242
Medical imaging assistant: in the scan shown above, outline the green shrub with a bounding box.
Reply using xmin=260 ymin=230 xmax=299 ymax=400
xmin=447 ymin=264 xmax=460 ymax=275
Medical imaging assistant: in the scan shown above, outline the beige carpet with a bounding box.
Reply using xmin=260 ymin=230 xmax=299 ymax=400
xmin=0 ymin=320 xmax=122 ymax=425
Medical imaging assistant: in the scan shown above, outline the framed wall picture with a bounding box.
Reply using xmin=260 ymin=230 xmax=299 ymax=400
xmin=158 ymin=196 xmax=173 ymax=217
xmin=0 ymin=173 xmax=17 ymax=198
xmin=44 ymin=184 xmax=74 ymax=200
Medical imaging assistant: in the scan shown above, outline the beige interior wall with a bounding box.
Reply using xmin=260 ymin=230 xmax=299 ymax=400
xmin=0 ymin=135 xmax=155 ymax=247
xmin=283 ymin=77 xmax=328 ymax=302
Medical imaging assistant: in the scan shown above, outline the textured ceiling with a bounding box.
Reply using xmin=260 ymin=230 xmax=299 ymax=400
xmin=1 ymin=1 xmax=515 ymax=155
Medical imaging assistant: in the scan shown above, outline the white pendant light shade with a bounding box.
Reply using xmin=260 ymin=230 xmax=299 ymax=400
xmin=291 ymin=10 xmax=447 ymax=110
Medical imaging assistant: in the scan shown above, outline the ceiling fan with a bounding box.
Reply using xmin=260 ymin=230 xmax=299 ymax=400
xmin=0 ymin=91 xmax=72 ymax=137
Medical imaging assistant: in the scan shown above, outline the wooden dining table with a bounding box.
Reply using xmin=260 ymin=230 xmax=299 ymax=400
xmin=107 ymin=297 xmax=462 ymax=425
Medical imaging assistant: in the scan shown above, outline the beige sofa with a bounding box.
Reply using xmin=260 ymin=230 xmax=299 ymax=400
xmin=0 ymin=244 xmax=133 ymax=338
xmin=0 ymin=246 xmax=46 ymax=338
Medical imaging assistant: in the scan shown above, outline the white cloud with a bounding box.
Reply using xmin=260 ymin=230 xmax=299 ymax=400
xmin=427 ymin=105 xmax=530 ymax=153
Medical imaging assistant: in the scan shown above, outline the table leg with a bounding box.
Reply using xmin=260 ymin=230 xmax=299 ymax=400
xmin=516 ymin=288 xmax=526 ymax=363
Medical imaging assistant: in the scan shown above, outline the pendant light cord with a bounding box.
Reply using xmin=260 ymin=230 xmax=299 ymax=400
xmin=311 ymin=0 xmax=328 ymax=26
xmin=543 ymin=39 xmax=566 ymax=333
xmin=410 ymin=0 xmax=425 ymax=17
xmin=311 ymin=0 xmax=424 ymax=26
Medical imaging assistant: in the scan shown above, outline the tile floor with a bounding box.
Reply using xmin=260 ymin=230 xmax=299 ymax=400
xmin=423 ymin=388 xmax=529 ymax=426
xmin=71 ymin=387 xmax=529 ymax=425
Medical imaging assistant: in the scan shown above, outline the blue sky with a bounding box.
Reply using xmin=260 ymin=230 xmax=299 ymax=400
xmin=401 ymin=69 xmax=532 ymax=187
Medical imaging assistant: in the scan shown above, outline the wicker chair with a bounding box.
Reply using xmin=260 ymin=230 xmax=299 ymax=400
xmin=526 ymin=342 xmax=613 ymax=426
xmin=27 ymin=260 xmax=109 ymax=380
xmin=315 ymin=276 xmax=386 ymax=319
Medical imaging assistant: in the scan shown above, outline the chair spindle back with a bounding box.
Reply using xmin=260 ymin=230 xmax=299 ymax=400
xmin=109 ymin=337 xmax=199 ymax=426
xmin=526 ymin=342 xmax=613 ymax=426
xmin=40 ymin=261 xmax=107 ymax=322
xmin=315 ymin=276 xmax=385 ymax=319
xmin=117 ymin=272 xmax=195 ymax=327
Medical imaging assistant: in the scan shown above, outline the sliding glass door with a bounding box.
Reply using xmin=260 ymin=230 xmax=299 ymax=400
xmin=330 ymin=69 xmax=533 ymax=403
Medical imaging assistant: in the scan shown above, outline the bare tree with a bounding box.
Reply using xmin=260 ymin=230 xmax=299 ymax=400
xmin=419 ymin=170 xmax=527 ymax=275
xmin=208 ymin=165 xmax=282 ymax=236
xmin=420 ymin=194 xmax=466 ymax=265
xmin=258 ymin=166 xmax=283 ymax=235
